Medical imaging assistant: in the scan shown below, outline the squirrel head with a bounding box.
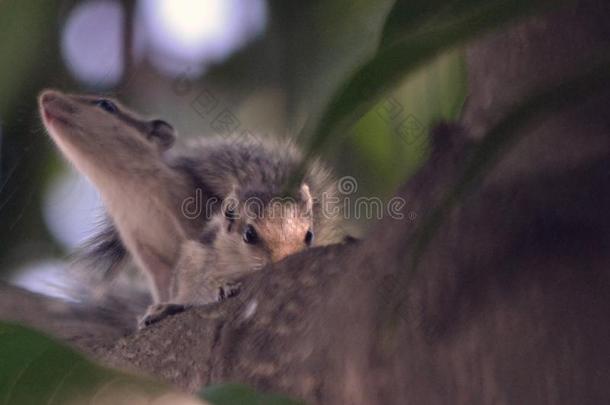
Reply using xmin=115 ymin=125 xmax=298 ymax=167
xmin=212 ymin=183 xmax=315 ymax=271
xmin=38 ymin=90 xmax=176 ymax=180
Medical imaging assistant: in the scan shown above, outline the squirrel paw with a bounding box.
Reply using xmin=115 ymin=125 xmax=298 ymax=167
xmin=138 ymin=303 xmax=188 ymax=329
xmin=218 ymin=281 xmax=241 ymax=301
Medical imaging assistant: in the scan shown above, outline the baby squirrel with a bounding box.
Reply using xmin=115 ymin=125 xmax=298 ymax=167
xmin=38 ymin=89 xmax=346 ymax=327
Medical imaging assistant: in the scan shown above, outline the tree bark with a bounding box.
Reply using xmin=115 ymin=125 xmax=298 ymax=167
xmin=2 ymin=1 xmax=610 ymax=404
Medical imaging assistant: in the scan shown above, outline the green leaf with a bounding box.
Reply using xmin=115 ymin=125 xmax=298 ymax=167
xmin=286 ymin=0 xmax=395 ymax=130
xmin=0 ymin=0 xmax=57 ymax=118
xmin=200 ymin=383 xmax=305 ymax=405
xmin=346 ymin=47 xmax=467 ymax=197
xmin=380 ymin=0 xmax=450 ymax=47
xmin=304 ymin=0 xmax=570 ymax=159
xmin=0 ymin=321 xmax=201 ymax=404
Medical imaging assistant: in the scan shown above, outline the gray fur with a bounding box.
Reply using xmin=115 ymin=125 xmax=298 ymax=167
xmin=39 ymin=90 xmax=346 ymax=323
xmin=79 ymin=135 xmax=343 ymax=278
xmin=77 ymin=216 xmax=128 ymax=278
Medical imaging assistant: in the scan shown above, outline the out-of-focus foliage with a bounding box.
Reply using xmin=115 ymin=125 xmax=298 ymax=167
xmin=0 ymin=322 xmax=205 ymax=404
xmin=0 ymin=321 xmax=304 ymax=404
xmin=346 ymin=48 xmax=466 ymax=197
xmin=0 ymin=0 xmax=63 ymax=274
xmin=275 ymin=0 xmax=394 ymax=124
xmin=305 ymin=0 xmax=567 ymax=175
xmin=200 ymin=383 xmax=304 ymax=405
xmin=0 ymin=1 xmax=57 ymax=117
xmin=269 ymin=0 xmax=467 ymax=198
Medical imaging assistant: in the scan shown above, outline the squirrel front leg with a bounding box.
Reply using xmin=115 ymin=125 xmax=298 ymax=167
xmin=139 ymin=240 xmax=241 ymax=328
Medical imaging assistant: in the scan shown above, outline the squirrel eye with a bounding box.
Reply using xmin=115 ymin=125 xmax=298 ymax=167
xmin=95 ymin=99 xmax=117 ymax=114
xmin=243 ymin=225 xmax=258 ymax=244
xmin=304 ymin=230 xmax=314 ymax=245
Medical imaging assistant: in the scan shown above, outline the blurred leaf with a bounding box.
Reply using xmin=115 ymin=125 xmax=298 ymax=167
xmin=0 ymin=322 xmax=203 ymax=404
xmin=200 ymin=383 xmax=305 ymax=405
xmin=0 ymin=0 xmax=57 ymax=117
xmin=346 ymin=47 xmax=466 ymax=197
xmin=283 ymin=0 xmax=395 ymax=126
xmin=380 ymin=0 xmax=450 ymax=46
xmin=381 ymin=0 xmax=538 ymax=48
xmin=0 ymin=1 xmax=63 ymax=272
xmin=305 ymin=0 xmax=569 ymax=158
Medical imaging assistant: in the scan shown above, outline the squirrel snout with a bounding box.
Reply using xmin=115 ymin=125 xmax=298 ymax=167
xmin=271 ymin=244 xmax=304 ymax=263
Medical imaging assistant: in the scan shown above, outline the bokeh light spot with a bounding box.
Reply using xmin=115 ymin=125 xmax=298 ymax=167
xmin=43 ymin=169 xmax=103 ymax=250
xmin=140 ymin=0 xmax=267 ymax=76
xmin=61 ymin=0 xmax=124 ymax=87
xmin=11 ymin=260 xmax=78 ymax=302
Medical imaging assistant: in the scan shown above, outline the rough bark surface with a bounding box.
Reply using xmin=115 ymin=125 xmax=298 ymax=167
xmin=2 ymin=2 xmax=610 ymax=404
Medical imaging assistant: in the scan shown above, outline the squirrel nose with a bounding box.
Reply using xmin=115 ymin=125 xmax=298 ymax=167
xmin=271 ymin=244 xmax=303 ymax=263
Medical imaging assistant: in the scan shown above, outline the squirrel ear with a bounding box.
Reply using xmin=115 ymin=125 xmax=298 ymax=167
xmin=149 ymin=119 xmax=176 ymax=150
xmin=300 ymin=183 xmax=313 ymax=214
xmin=222 ymin=186 xmax=239 ymax=221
